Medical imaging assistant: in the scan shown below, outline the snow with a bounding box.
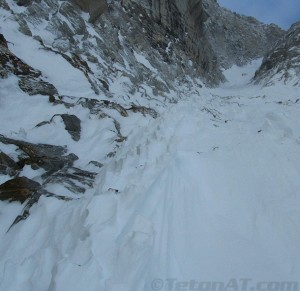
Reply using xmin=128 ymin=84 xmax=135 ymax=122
xmin=1 ymin=9 xmax=300 ymax=290
xmin=133 ymin=51 xmax=158 ymax=74
xmin=0 ymin=18 xmax=94 ymax=98
xmin=222 ymin=58 xmax=262 ymax=88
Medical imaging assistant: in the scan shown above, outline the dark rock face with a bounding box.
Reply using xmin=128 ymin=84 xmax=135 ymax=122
xmin=3 ymin=0 xmax=284 ymax=88
xmin=15 ymin=0 xmax=32 ymax=6
xmin=71 ymin=0 xmax=107 ymax=23
xmin=254 ymin=22 xmax=300 ymax=86
xmin=205 ymin=13 xmax=284 ymax=69
xmin=0 ymin=0 xmax=286 ymax=87
xmin=36 ymin=114 xmax=81 ymax=141
xmin=127 ymin=0 xmax=284 ymax=79
xmin=59 ymin=114 xmax=81 ymax=141
xmin=0 ymin=33 xmax=8 ymax=48
xmin=0 ymin=152 xmax=21 ymax=176
xmin=0 ymin=177 xmax=41 ymax=203
xmin=18 ymin=77 xmax=58 ymax=96
xmin=0 ymin=134 xmax=97 ymax=228
xmin=0 ymin=135 xmax=97 ymax=194
xmin=122 ymin=0 xmax=223 ymax=83
xmin=0 ymin=135 xmax=78 ymax=172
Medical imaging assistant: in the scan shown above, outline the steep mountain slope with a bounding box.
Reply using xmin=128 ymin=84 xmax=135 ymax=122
xmin=1 ymin=0 xmax=284 ymax=87
xmin=1 ymin=0 xmax=300 ymax=290
xmin=254 ymin=21 xmax=300 ymax=86
xmin=1 ymin=59 xmax=300 ymax=291
xmin=128 ymin=0 xmax=284 ymax=70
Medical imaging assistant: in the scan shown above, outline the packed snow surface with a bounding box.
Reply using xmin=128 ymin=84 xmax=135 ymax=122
xmin=1 ymin=53 xmax=300 ymax=291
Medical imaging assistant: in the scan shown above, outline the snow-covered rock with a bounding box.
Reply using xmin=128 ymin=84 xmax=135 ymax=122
xmin=254 ymin=21 xmax=300 ymax=86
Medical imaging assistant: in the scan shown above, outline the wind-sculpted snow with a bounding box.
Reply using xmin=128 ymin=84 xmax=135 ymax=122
xmin=1 ymin=60 xmax=300 ymax=290
xmin=0 ymin=0 xmax=300 ymax=290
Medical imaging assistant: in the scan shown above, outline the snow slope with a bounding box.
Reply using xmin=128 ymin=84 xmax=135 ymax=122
xmin=1 ymin=55 xmax=300 ymax=291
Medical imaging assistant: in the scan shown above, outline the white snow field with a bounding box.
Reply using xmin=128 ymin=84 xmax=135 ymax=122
xmin=1 ymin=33 xmax=300 ymax=291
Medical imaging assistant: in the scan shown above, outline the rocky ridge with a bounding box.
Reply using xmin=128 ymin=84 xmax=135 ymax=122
xmin=254 ymin=21 xmax=300 ymax=86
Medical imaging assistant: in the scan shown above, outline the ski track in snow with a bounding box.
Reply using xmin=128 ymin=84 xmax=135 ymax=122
xmin=1 ymin=53 xmax=300 ymax=290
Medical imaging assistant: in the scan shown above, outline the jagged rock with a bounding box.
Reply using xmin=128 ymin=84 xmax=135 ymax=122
xmin=16 ymin=17 xmax=32 ymax=36
xmin=71 ymin=0 xmax=107 ymax=23
xmin=36 ymin=114 xmax=81 ymax=141
xmin=7 ymin=189 xmax=74 ymax=232
xmin=18 ymin=151 xmax=78 ymax=172
xmin=78 ymin=98 xmax=128 ymax=117
xmin=27 ymin=2 xmax=52 ymax=22
xmin=46 ymin=16 xmax=75 ymax=46
xmin=125 ymin=0 xmax=284 ymax=82
xmin=0 ymin=177 xmax=41 ymax=203
xmin=18 ymin=77 xmax=58 ymax=96
xmin=99 ymin=79 xmax=109 ymax=91
xmin=0 ymin=151 xmax=21 ymax=176
xmin=16 ymin=0 xmax=32 ymax=6
xmin=0 ymin=135 xmax=96 ymax=193
xmin=59 ymin=114 xmax=81 ymax=141
xmin=254 ymin=22 xmax=300 ymax=86
xmin=42 ymin=167 xmax=97 ymax=194
xmin=102 ymin=100 xmax=128 ymax=117
xmin=36 ymin=38 xmax=100 ymax=94
xmin=0 ymin=135 xmax=78 ymax=172
xmin=4 ymin=0 xmax=285 ymax=89
xmin=0 ymin=33 xmax=8 ymax=48
xmin=0 ymin=33 xmax=58 ymax=95
xmin=205 ymin=12 xmax=284 ymax=69
xmin=127 ymin=104 xmax=158 ymax=119
xmin=0 ymin=35 xmax=40 ymax=78
xmin=59 ymin=2 xmax=88 ymax=36
xmin=49 ymin=95 xmax=55 ymax=103
xmin=89 ymin=161 xmax=103 ymax=168
xmin=0 ymin=134 xmax=97 ymax=228
xmin=0 ymin=0 xmax=10 ymax=10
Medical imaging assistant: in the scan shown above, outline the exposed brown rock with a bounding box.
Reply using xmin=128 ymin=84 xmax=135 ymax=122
xmin=0 ymin=135 xmax=78 ymax=171
xmin=0 ymin=177 xmax=41 ymax=203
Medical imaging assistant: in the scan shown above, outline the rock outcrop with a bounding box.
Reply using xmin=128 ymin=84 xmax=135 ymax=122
xmin=0 ymin=177 xmax=41 ymax=203
xmin=0 ymin=33 xmax=58 ymax=96
xmin=0 ymin=134 xmax=97 ymax=226
xmin=126 ymin=0 xmax=284 ymax=78
xmin=71 ymin=0 xmax=107 ymax=23
xmin=254 ymin=22 xmax=300 ymax=86
xmin=0 ymin=152 xmax=21 ymax=176
xmin=1 ymin=0 xmax=284 ymax=87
